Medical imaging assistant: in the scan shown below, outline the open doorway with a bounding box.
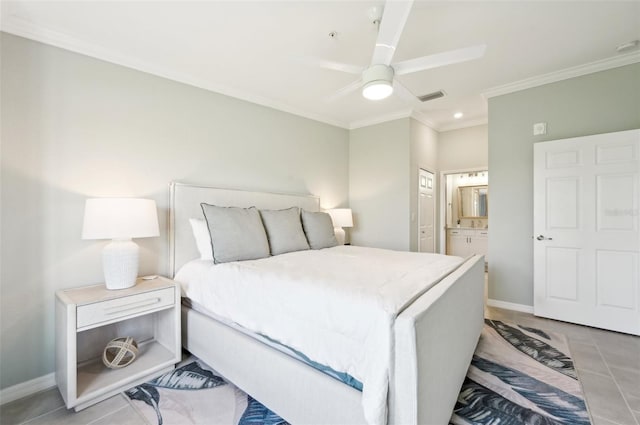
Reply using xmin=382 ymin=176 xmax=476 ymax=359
xmin=439 ymin=169 xmax=488 ymax=263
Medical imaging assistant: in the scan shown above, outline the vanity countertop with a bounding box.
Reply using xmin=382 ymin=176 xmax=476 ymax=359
xmin=448 ymin=226 xmax=489 ymax=230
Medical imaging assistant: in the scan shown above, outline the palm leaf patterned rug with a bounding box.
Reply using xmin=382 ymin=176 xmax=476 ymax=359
xmin=450 ymin=320 xmax=590 ymax=425
xmin=124 ymin=320 xmax=590 ymax=425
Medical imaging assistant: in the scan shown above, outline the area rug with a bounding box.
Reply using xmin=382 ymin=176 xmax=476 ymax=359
xmin=124 ymin=320 xmax=590 ymax=425
xmin=450 ymin=319 xmax=590 ymax=424
xmin=124 ymin=360 xmax=287 ymax=425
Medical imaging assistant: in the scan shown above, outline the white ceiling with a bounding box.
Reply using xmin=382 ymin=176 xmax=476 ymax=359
xmin=2 ymin=1 xmax=639 ymax=130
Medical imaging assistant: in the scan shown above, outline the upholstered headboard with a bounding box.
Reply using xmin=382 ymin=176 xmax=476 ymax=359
xmin=168 ymin=182 xmax=320 ymax=277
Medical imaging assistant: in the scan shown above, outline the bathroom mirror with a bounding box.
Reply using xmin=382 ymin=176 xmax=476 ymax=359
xmin=458 ymin=185 xmax=488 ymax=218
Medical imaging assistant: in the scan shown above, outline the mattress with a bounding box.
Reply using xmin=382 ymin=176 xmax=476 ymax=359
xmin=175 ymin=245 xmax=464 ymax=425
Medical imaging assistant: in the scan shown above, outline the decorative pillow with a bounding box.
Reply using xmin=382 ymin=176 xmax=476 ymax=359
xmin=259 ymin=207 xmax=310 ymax=255
xmin=200 ymin=204 xmax=270 ymax=264
xmin=189 ymin=218 xmax=213 ymax=260
xmin=301 ymin=210 xmax=339 ymax=250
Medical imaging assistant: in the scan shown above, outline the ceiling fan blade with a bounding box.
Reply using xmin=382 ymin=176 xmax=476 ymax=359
xmin=393 ymin=44 xmax=486 ymax=76
xmin=393 ymin=79 xmax=422 ymax=108
xmin=371 ymin=0 xmax=414 ymax=66
xmin=324 ymin=79 xmax=362 ymax=103
xmin=303 ymin=57 xmax=363 ymax=75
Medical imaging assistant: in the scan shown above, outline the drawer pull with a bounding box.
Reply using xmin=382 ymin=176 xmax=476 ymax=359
xmin=104 ymin=298 xmax=161 ymax=315
xmin=76 ymin=286 xmax=175 ymax=330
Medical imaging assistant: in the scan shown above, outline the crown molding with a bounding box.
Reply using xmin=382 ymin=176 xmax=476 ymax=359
xmin=347 ymin=109 xmax=489 ymax=132
xmin=410 ymin=111 xmax=439 ymax=131
xmin=482 ymin=51 xmax=640 ymax=99
xmin=438 ymin=117 xmax=488 ymax=133
xmin=11 ymin=10 xmax=631 ymax=134
xmin=2 ymin=14 xmax=452 ymax=134
xmin=348 ymin=109 xmax=448 ymax=131
xmin=348 ymin=109 xmax=414 ymax=130
xmin=0 ymin=15 xmax=350 ymax=129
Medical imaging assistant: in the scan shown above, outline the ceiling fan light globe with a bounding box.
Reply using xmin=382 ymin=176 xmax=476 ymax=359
xmin=361 ymin=64 xmax=394 ymax=100
xmin=362 ymin=80 xmax=393 ymax=100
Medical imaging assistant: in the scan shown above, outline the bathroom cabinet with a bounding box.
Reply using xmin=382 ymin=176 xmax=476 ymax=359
xmin=447 ymin=228 xmax=488 ymax=263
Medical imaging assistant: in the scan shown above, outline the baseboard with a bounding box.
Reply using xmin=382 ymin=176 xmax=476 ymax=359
xmin=0 ymin=373 xmax=56 ymax=405
xmin=487 ymin=299 xmax=534 ymax=314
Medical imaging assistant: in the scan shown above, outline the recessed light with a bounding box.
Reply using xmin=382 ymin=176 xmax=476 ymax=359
xmin=454 ymin=112 xmax=463 ymax=119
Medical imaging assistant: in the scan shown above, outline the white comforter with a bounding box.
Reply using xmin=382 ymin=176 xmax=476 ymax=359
xmin=176 ymin=245 xmax=464 ymax=425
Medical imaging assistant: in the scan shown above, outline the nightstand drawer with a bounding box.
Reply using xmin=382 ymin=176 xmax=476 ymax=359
xmin=76 ymin=287 xmax=175 ymax=329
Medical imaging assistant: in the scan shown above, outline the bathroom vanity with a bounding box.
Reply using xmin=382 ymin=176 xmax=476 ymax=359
xmin=447 ymin=184 xmax=489 ymax=262
xmin=447 ymin=228 xmax=488 ymax=262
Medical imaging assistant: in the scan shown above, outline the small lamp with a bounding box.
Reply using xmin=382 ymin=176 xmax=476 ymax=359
xmin=82 ymin=198 xmax=159 ymax=290
xmin=326 ymin=208 xmax=353 ymax=245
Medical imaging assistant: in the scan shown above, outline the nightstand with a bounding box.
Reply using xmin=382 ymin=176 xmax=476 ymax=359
xmin=55 ymin=276 xmax=181 ymax=411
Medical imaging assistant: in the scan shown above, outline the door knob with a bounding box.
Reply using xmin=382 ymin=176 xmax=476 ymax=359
xmin=536 ymin=235 xmax=553 ymax=241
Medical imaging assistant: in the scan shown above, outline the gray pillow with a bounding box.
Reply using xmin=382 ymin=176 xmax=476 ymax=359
xmin=301 ymin=210 xmax=338 ymax=250
xmin=259 ymin=208 xmax=310 ymax=255
xmin=200 ymin=204 xmax=270 ymax=264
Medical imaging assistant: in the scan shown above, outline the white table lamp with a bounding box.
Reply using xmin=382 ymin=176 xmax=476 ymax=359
xmin=82 ymin=198 xmax=159 ymax=290
xmin=327 ymin=208 xmax=353 ymax=245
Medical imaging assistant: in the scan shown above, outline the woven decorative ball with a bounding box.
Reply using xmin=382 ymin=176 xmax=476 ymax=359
xmin=102 ymin=337 xmax=139 ymax=369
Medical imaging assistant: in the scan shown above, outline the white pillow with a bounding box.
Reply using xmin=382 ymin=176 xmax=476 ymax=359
xmin=189 ymin=218 xmax=213 ymax=260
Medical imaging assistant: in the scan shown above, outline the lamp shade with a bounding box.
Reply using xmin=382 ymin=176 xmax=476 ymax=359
xmin=327 ymin=208 xmax=353 ymax=228
xmin=82 ymin=198 xmax=159 ymax=240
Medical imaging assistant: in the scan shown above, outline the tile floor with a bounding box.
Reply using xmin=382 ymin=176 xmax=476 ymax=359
xmin=1 ymin=306 xmax=639 ymax=425
xmin=484 ymin=307 xmax=640 ymax=425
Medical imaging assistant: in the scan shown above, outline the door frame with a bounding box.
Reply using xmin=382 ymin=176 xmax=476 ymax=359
xmin=439 ymin=167 xmax=488 ymax=255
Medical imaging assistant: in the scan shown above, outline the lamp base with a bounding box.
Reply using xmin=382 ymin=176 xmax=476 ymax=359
xmin=103 ymin=239 xmax=139 ymax=290
xmin=334 ymin=227 xmax=346 ymax=245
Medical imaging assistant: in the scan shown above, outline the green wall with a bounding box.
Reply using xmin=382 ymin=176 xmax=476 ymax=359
xmin=349 ymin=118 xmax=439 ymax=251
xmin=0 ymin=33 xmax=349 ymax=390
xmin=349 ymin=118 xmax=411 ymax=250
xmin=409 ymin=119 xmax=439 ymax=252
xmin=488 ymin=62 xmax=640 ymax=306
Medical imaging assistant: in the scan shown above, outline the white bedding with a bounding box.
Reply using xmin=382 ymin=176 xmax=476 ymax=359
xmin=175 ymin=245 xmax=464 ymax=425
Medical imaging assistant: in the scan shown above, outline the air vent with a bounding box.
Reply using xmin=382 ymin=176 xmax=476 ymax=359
xmin=418 ymin=90 xmax=446 ymax=102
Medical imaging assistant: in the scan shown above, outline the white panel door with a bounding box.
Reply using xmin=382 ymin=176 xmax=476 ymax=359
xmin=419 ymin=169 xmax=435 ymax=253
xmin=533 ymin=129 xmax=640 ymax=335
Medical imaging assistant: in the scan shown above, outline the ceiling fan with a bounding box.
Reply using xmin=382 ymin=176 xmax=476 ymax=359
xmin=318 ymin=0 xmax=486 ymax=102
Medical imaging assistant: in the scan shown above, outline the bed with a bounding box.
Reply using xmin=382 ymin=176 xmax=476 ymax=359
xmin=168 ymin=182 xmax=485 ymax=425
